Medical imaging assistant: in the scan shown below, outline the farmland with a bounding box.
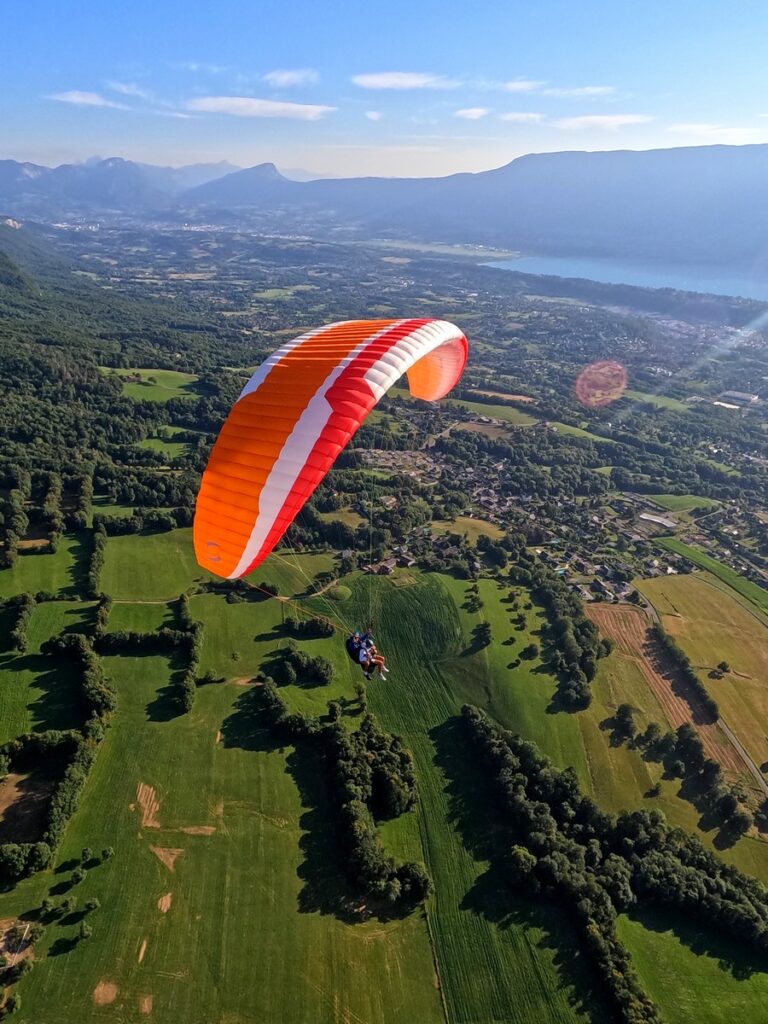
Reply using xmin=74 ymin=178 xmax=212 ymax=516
xmin=657 ymin=539 xmax=768 ymax=616
xmin=637 ymin=572 xmax=768 ymax=777
xmin=2 ymin=529 xmax=768 ymax=1020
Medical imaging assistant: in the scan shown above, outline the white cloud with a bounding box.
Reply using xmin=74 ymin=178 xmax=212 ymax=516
xmin=263 ymin=68 xmax=319 ymax=88
xmin=106 ymin=80 xmax=153 ymax=101
xmin=499 ymin=112 xmax=544 ymax=123
xmin=501 ymin=79 xmax=544 ymax=93
xmin=553 ymin=114 xmax=653 ymax=130
xmin=47 ymin=90 xmax=127 ymax=109
xmin=455 ymin=107 xmax=491 ymax=120
xmin=365 ymin=111 xmax=383 ymax=121
xmin=186 ymin=95 xmax=336 ymax=120
xmin=668 ymin=122 xmax=764 ymax=144
xmin=351 ymin=72 xmax=459 ymax=90
xmin=544 ymin=85 xmax=616 ymax=98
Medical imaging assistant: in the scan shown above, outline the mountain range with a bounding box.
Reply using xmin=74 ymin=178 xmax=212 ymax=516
xmin=2 ymin=145 xmax=768 ymax=266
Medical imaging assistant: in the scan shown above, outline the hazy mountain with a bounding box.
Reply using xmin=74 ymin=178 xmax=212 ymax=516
xmin=182 ymin=144 xmax=768 ymax=267
xmin=2 ymin=145 xmax=768 ymax=266
xmin=187 ymin=162 xmax=293 ymax=204
xmin=279 ymin=167 xmax=336 ymax=182
xmin=0 ymin=157 xmax=241 ymax=215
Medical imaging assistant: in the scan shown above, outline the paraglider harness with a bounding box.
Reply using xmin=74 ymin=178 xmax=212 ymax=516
xmin=346 ymin=630 xmax=374 ymax=676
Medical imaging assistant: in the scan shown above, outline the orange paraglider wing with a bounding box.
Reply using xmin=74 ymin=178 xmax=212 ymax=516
xmin=194 ymin=318 xmax=468 ymax=578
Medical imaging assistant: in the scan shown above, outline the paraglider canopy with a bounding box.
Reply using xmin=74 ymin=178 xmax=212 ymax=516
xmin=194 ymin=318 xmax=468 ymax=579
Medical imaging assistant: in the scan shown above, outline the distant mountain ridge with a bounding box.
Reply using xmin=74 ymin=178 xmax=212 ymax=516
xmin=2 ymin=145 xmax=768 ymax=266
xmin=0 ymin=157 xmax=241 ymax=214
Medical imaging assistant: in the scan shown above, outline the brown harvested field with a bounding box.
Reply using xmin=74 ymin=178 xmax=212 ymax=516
xmin=638 ymin=572 xmax=768 ymax=777
xmin=136 ymin=781 xmax=161 ymax=829
xmin=587 ymin=603 xmax=743 ymax=774
xmin=157 ymin=892 xmax=172 ymax=913
xmin=0 ymin=773 xmax=53 ymax=843
xmin=179 ymin=825 xmax=216 ymax=836
xmin=139 ymin=995 xmax=154 ymax=1015
xmin=138 ymin=938 xmax=147 ymax=963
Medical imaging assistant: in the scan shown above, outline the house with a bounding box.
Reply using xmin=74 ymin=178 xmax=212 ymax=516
xmin=720 ymin=391 xmax=759 ymax=406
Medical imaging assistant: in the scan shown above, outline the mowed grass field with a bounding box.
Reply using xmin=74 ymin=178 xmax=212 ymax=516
xmin=5 ymin=534 xmax=768 ymax=1021
xmin=101 ymin=528 xmax=335 ymax=601
xmin=638 ymin=572 xmax=768 ymax=777
xmin=0 ymin=534 xmax=89 ymax=599
xmin=619 ymin=910 xmax=768 ymax=1024
xmin=648 ymin=494 xmax=719 ymax=512
xmin=341 ymin=574 xmax=601 ymax=1023
xmin=659 ymin=539 xmax=768 ymax=617
xmin=431 ymin=516 xmax=505 ymax=543
xmin=442 ymin=397 xmax=538 ymax=426
xmin=0 ymin=600 xmax=93 ymax=743
xmin=100 ymin=367 xmax=200 ymax=403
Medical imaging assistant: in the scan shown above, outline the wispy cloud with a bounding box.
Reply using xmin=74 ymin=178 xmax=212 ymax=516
xmin=544 ymin=85 xmax=616 ymax=98
xmin=501 ymin=79 xmax=544 ymax=93
xmin=263 ymin=68 xmax=319 ymax=88
xmin=106 ymin=80 xmax=153 ymax=101
xmin=455 ymin=107 xmax=491 ymax=120
xmin=365 ymin=111 xmax=383 ymax=121
xmin=351 ymin=72 xmax=459 ymax=90
xmin=668 ymin=122 xmax=764 ymax=144
xmin=178 ymin=61 xmax=228 ymax=74
xmin=186 ymin=95 xmax=335 ymax=120
xmin=499 ymin=112 xmax=544 ymax=123
xmin=553 ymin=113 xmax=653 ymax=130
xmin=47 ymin=90 xmax=127 ymax=109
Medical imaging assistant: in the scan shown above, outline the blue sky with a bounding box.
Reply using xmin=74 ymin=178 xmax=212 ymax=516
xmin=3 ymin=0 xmax=768 ymax=176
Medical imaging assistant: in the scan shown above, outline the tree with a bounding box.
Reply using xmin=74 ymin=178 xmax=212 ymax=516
xmin=78 ymin=921 xmax=93 ymax=941
xmin=717 ymin=660 xmax=730 ymax=673
xmin=520 ymin=643 xmax=539 ymax=660
xmin=85 ymin=897 xmax=101 ymax=912
xmin=81 ymin=846 xmax=92 ymax=864
xmin=71 ymin=867 xmax=86 ymax=885
xmin=101 ymin=847 xmax=115 ymax=861
xmin=614 ymin=704 xmax=637 ymax=741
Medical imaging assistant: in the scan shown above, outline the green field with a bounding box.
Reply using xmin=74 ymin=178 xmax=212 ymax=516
xmin=4 ymin=537 xmax=768 ymax=1020
xmin=549 ymin=421 xmax=613 ymax=442
xmin=432 ymin=516 xmax=505 ymax=543
xmin=0 ymin=534 xmax=88 ymax=599
xmin=101 ymin=529 xmax=335 ymax=602
xmin=649 ymin=494 xmax=719 ymax=511
xmin=443 ymin=397 xmax=538 ymax=426
xmin=136 ymin=436 xmax=187 ymax=459
xmin=100 ymin=367 xmax=200 ymax=403
xmin=658 ymin=539 xmax=768 ymax=616
xmin=624 ymin=389 xmax=690 ymax=413
xmin=0 ymin=601 xmax=93 ymax=743
xmin=620 ymin=910 xmax=768 ymax=1023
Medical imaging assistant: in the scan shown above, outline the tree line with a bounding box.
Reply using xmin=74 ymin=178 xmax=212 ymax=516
xmin=462 ymin=704 xmax=768 ymax=1023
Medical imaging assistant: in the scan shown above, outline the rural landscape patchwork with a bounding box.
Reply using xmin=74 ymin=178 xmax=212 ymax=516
xmin=0 ymin=206 xmax=766 ymax=1023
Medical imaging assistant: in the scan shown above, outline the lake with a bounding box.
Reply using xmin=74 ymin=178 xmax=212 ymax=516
xmin=485 ymin=255 xmax=768 ymax=302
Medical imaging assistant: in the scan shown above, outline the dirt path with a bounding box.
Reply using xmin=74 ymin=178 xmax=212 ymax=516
xmin=587 ymin=603 xmax=746 ymax=776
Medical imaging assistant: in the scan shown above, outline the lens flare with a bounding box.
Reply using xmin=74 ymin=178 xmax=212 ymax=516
xmin=575 ymin=360 xmax=628 ymax=408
